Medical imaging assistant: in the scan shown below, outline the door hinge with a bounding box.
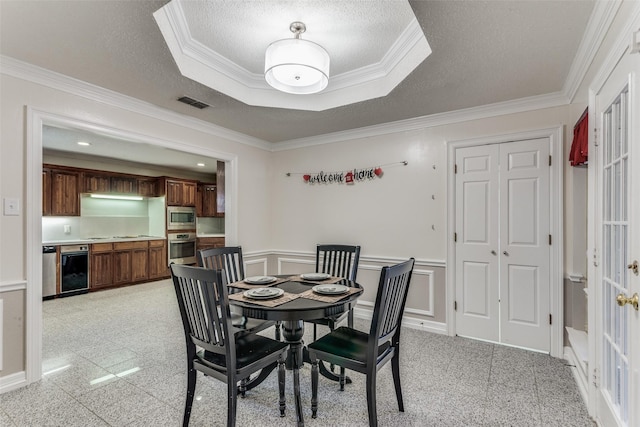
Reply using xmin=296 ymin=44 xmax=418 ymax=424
xmin=454 ymin=232 xmax=457 ymax=242
xmin=549 ymin=314 xmax=552 ymax=325
xmin=454 ymin=164 xmax=458 ymax=174
xmin=593 ymin=367 xmax=600 ymax=388
xmin=549 ymin=155 xmax=552 ymax=166
xmin=454 ymin=301 xmax=457 ymax=311
xmin=594 ymin=128 xmax=599 ymax=147
xmin=549 ymin=234 xmax=552 ymax=245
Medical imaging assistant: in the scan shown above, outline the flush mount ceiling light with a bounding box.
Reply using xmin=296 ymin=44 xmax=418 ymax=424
xmin=264 ymin=22 xmax=330 ymax=95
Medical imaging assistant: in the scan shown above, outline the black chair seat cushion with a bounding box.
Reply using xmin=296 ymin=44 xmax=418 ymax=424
xmin=308 ymin=327 xmax=390 ymax=367
xmin=201 ymin=334 xmax=288 ymax=370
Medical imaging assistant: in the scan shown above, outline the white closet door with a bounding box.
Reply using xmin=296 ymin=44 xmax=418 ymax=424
xmin=455 ymin=144 xmax=500 ymax=342
xmin=499 ymin=138 xmax=550 ymax=351
xmin=455 ymin=139 xmax=551 ymax=352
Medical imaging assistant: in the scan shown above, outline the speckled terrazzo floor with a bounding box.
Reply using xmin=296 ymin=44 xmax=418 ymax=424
xmin=0 ymin=279 xmax=595 ymax=426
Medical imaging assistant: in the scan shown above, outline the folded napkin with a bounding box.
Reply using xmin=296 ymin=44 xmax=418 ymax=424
xmin=227 ymin=277 xmax=289 ymax=290
xmin=228 ymin=291 xmax=300 ymax=307
xmin=298 ymin=287 xmax=362 ymax=303
xmin=288 ymin=275 xmax=345 ymax=285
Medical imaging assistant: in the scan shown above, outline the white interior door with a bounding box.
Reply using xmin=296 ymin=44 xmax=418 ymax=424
xmin=499 ymin=139 xmax=550 ymax=351
xmin=455 ymin=139 xmax=551 ymax=351
xmin=455 ymin=144 xmax=500 ymax=342
xmin=593 ymin=48 xmax=639 ymax=427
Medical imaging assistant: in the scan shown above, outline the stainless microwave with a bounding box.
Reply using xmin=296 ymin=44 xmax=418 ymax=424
xmin=167 ymin=206 xmax=196 ymax=230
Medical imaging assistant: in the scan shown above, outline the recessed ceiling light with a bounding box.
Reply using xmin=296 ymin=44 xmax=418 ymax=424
xmin=77 ymin=141 xmax=91 ymax=146
xmin=197 ymin=163 xmax=205 ymax=167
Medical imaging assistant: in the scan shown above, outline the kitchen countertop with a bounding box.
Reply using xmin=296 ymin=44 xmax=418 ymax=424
xmin=196 ymin=234 xmax=225 ymax=238
xmin=43 ymin=235 xmax=166 ymax=246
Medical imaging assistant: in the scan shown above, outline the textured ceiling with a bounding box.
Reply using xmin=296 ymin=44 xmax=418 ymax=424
xmin=0 ymin=0 xmax=595 ymax=144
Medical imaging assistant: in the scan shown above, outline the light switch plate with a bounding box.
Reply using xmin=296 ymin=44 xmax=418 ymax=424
xmin=3 ymin=198 xmax=20 ymax=216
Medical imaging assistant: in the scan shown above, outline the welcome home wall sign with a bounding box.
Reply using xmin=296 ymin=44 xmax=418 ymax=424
xmin=286 ymin=161 xmax=408 ymax=185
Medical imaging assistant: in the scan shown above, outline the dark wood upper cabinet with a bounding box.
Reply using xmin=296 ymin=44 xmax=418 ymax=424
xmin=42 ymin=169 xmax=52 ymax=216
xmin=137 ymin=178 xmax=159 ymax=197
xmin=165 ymin=178 xmax=197 ymax=207
xmin=83 ymin=173 xmax=111 ymax=193
xmin=110 ymin=176 xmax=137 ymax=194
xmin=49 ymin=169 xmax=81 ymax=216
xmin=197 ymin=184 xmax=217 ymax=217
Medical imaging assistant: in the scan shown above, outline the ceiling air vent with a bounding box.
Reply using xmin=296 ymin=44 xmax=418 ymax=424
xmin=177 ymin=96 xmax=210 ymax=109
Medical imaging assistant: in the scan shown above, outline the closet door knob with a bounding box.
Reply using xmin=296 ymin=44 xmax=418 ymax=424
xmin=503 ymin=251 xmax=509 ymax=256
xmin=491 ymin=250 xmax=497 ymax=255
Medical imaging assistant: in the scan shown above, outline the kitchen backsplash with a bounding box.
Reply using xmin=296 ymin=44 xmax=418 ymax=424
xmin=196 ymin=216 xmax=225 ymax=235
xmin=42 ymin=196 xmax=166 ymax=241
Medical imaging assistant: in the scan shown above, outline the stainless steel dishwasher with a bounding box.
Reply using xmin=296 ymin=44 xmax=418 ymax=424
xmin=42 ymin=245 xmax=57 ymax=299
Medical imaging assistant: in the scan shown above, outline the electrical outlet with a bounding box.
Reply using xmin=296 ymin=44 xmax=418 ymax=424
xmin=64 ymin=225 xmax=71 ymax=234
xmin=3 ymin=198 xmax=20 ymax=216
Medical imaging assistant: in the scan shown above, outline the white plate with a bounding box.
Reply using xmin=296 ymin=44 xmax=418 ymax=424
xmin=300 ymin=272 xmax=331 ymax=281
xmin=244 ymin=276 xmax=277 ymax=285
xmin=243 ymin=287 xmax=284 ymax=300
xmin=312 ymin=284 xmax=349 ymax=295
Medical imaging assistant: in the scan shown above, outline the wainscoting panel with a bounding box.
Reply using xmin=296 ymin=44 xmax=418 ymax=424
xmin=244 ymin=257 xmax=269 ymax=277
xmin=245 ymin=251 xmax=447 ymax=332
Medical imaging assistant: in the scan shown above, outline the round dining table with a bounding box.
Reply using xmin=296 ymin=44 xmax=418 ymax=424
xmin=228 ymin=276 xmax=363 ymax=427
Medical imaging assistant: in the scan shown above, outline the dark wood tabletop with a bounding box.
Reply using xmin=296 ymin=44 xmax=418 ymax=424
xmin=228 ymin=278 xmax=363 ymax=322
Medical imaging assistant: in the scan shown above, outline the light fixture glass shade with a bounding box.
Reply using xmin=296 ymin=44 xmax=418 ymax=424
xmin=265 ymin=38 xmax=330 ymax=95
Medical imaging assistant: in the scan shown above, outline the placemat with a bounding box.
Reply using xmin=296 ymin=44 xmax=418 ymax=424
xmin=228 ymin=290 xmax=300 ymax=307
xmin=298 ymin=287 xmax=363 ymax=303
xmin=288 ymin=275 xmax=345 ymax=285
xmin=227 ymin=277 xmax=289 ymax=290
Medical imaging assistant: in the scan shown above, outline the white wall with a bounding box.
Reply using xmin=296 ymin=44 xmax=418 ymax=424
xmin=0 ymin=71 xmax=274 ymax=380
xmin=271 ymin=106 xmax=576 ymax=262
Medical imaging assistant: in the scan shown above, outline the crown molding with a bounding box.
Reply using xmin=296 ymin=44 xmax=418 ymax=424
xmin=272 ymin=91 xmax=570 ymax=151
xmin=154 ymin=0 xmax=431 ymax=111
xmin=563 ymin=0 xmax=622 ymax=102
xmin=0 ymin=55 xmax=272 ymax=151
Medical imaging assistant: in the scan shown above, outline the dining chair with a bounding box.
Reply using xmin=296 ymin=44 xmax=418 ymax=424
xmin=307 ymin=244 xmax=361 ymax=341
xmin=170 ymin=263 xmax=289 ymax=427
xmin=308 ymin=258 xmax=415 ymax=427
xmin=197 ymin=246 xmax=277 ymax=338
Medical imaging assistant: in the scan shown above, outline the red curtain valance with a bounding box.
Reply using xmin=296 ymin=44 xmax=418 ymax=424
xmin=569 ymin=108 xmax=588 ymax=166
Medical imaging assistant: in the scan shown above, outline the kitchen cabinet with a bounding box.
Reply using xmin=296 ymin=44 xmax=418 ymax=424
xmin=113 ymin=241 xmax=148 ymax=284
xmin=90 ymin=243 xmax=114 ymax=289
xmin=196 ymin=237 xmax=225 ymax=251
xmin=48 ymin=168 xmax=81 ymax=216
xmin=166 ymin=179 xmax=197 ymax=206
xmin=137 ymin=177 xmax=159 ymax=197
xmin=42 ymin=169 xmax=52 ymax=216
xmin=83 ymin=173 xmax=111 ymax=193
xmin=90 ymin=240 xmax=161 ymax=289
xmin=83 ymin=172 xmax=138 ymax=194
xmin=197 ymin=184 xmax=218 ymax=217
xmin=110 ymin=176 xmax=138 ymax=194
xmin=148 ymin=239 xmax=169 ymax=279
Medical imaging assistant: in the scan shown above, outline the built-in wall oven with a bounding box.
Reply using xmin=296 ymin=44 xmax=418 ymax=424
xmin=60 ymin=245 xmax=89 ymax=295
xmin=168 ymin=232 xmax=197 ymax=265
xmin=167 ymin=206 xmax=196 ymax=230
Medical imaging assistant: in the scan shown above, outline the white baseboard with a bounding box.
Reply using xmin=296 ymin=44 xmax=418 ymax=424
xmin=564 ymin=345 xmax=589 ymax=407
xmin=0 ymin=371 xmax=27 ymax=394
xmin=353 ymin=306 xmax=447 ymax=335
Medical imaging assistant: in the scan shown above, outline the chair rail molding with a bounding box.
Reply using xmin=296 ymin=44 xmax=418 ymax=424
xmin=0 ymin=280 xmax=27 ymax=293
